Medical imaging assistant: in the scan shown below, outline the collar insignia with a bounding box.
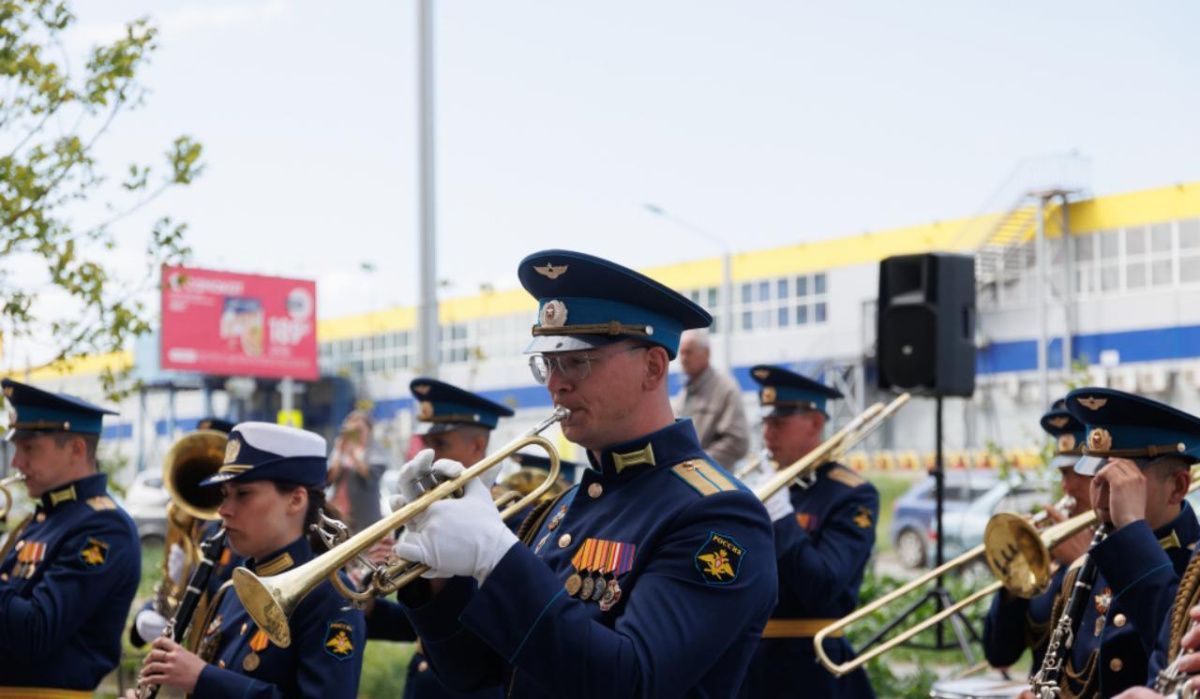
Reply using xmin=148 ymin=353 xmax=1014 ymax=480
xmin=256 ymin=552 xmax=295 ymax=576
xmin=49 ymin=486 xmax=76 ymax=507
xmin=611 ymin=444 xmax=655 ymax=473
xmin=534 ymin=263 xmax=568 ymax=280
xmin=1077 ymin=396 xmax=1108 ymax=411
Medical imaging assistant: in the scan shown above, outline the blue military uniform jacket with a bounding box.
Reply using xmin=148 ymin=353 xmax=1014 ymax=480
xmin=402 ymin=419 xmax=778 ymax=698
xmin=983 ymin=563 xmax=1069 ymax=672
xmin=0 ymin=473 xmax=140 ymax=693
xmin=738 ymin=460 xmax=879 ymax=698
xmin=192 ymin=536 xmax=366 ymax=698
xmin=1057 ymin=502 xmax=1199 ymax=697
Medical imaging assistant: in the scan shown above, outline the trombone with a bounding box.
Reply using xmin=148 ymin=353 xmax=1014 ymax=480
xmin=813 ymin=474 xmax=1200 ymax=676
xmin=754 ymin=392 xmax=911 ymax=502
xmin=233 ymin=406 xmax=570 ymax=647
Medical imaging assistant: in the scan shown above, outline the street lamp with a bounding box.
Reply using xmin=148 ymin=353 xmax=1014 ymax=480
xmin=642 ymin=204 xmax=735 ymax=371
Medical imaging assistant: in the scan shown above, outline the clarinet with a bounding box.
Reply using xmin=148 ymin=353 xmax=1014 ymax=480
xmin=1028 ymin=523 xmax=1111 ymax=699
xmin=139 ymin=528 xmax=227 ymax=699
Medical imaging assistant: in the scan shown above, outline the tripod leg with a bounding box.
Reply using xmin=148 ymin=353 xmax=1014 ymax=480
xmin=856 ymin=589 xmax=939 ymax=653
xmin=939 ymin=588 xmax=980 ymax=665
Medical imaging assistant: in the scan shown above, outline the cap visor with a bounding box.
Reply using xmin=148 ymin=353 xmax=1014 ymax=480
xmin=523 ymin=335 xmax=620 ymax=354
xmin=1073 ymin=455 xmax=1104 ymax=476
xmin=199 ymin=471 xmax=241 ymax=487
xmin=1050 ymin=455 xmax=1080 ymax=470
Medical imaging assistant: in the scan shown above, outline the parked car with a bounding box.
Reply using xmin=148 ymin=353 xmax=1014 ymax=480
xmin=125 ymin=469 xmax=170 ymax=545
xmin=889 ymin=470 xmax=1056 ymax=569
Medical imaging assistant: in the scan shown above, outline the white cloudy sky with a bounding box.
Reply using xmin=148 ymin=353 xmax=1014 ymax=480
xmin=9 ymin=0 xmax=1200 ymax=367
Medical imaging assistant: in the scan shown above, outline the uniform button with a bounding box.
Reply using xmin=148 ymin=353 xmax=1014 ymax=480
xmin=418 ymin=661 xmax=429 ymax=672
xmin=240 ymin=622 xmax=248 ymax=635
xmin=218 ymin=660 xmax=226 ymax=669
xmin=1109 ymin=658 xmax=1123 ymax=672
xmin=1112 ymin=613 xmax=1126 ymax=628
xmin=35 ymin=513 xmax=45 ymax=523
xmin=588 ymin=483 xmax=603 ymax=498
xmin=558 ymin=533 xmax=572 ymax=548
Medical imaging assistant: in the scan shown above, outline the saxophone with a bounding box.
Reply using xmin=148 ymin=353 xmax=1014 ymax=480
xmin=1028 ymin=523 xmax=1111 ymax=699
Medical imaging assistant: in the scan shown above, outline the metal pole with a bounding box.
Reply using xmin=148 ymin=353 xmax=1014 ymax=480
xmin=934 ymin=395 xmax=945 ymax=648
xmin=416 ymin=0 xmax=439 ymax=377
xmin=721 ymin=251 xmax=733 ymax=371
xmin=1061 ymin=194 xmax=1074 ymax=375
xmin=1036 ymin=197 xmax=1049 ymax=404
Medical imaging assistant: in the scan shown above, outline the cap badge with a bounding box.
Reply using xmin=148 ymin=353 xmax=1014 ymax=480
xmin=1058 ymin=434 xmax=1076 ymax=452
xmin=761 ymin=386 xmax=777 ymax=405
xmin=1047 ymin=417 xmax=1070 ymax=429
xmin=752 ymin=369 xmax=770 ymax=380
xmin=413 ymin=384 xmax=431 ymax=396
xmin=1077 ymin=396 xmax=1108 ymax=411
xmin=417 ymin=401 xmax=434 ymax=420
xmin=224 ymin=438 xmax=241 ymax=464
xmin=534 ymin=263 xmax=568 ymax=280
xmin=1088 ymin=427 xmax=1113 ymax=452
xmin=539 ymin=300 xmax=568 ymax=328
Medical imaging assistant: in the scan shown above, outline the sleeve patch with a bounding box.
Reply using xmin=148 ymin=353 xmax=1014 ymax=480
xmin=671 ymin=461 xmax=737 ymax=497
xmin=324 ymin=621 xmax=356 ymax=660
xmin=693 ymin=531 xmax=745 ymax=585
xmin=853 ymin=505 xmax=873 ymax=529
xmin=827 ymin=466 xmax=865 ymax=488
xmin=80 ymin=537 xmax=109 ymax=567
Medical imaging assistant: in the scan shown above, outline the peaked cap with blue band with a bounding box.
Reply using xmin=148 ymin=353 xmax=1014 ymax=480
xmin=749 ymin=364 xmax=842 ymax=418
xmin=410 ymin=378 xmax=514 ymax=434
xmin=518 ymin=249 xmax=712 ymax=359
xmin=1041 ymin=398 xmax=1087 ymax=470
xmin=1064 ymin=387 xmax=1200 ymax=476
xmin=196 ymin=416 xmax=236 ymax=434
xmin=199 ymin=422 xmax=328 ymax=488
xmin=511 ymin=450 xmax=579 ymax=484
xmin=2 ymin=378 xmax=117 ymax=438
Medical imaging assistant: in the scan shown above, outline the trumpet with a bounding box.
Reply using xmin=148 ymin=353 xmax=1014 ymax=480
xmin=814 ymin=474 xmax=1200 ymax=676
xmin=754 ymin=393 xmax=911 ymax=502
xmin=0 ymin=474 xmax=26 ymax=520
xmin=233 ymin=406 xmax=570 ymax=647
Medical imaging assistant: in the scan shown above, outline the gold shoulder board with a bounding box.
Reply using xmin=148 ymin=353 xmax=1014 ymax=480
xmin=827 ymin=466 xmax=865 ymax=488
xmin=86 ymin=496 xmax=117 ymax=511
xmin=671 ymin=460 xmax=737 ymax=497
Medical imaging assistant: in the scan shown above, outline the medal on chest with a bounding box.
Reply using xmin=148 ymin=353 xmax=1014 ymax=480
xmin=1093 ymin=586 xmax=1113 ymax=636
xmin=563 ymin=538 xmax=635 ymax=612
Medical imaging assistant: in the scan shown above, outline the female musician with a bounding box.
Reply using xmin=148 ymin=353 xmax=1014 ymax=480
xmin=129 ymin=422 xmax=365 ymax=699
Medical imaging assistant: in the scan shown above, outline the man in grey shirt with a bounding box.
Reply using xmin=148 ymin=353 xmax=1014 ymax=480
xmin=673 ymin=329 xmax=750 ymax=469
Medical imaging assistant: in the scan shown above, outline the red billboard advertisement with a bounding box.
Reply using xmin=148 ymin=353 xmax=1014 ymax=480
xmin=161 ymin=266 xmax=318 ymax=380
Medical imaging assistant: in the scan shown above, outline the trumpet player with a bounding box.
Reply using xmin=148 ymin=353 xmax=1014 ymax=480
xmin=366 ymin=378 xmax=515 ymax=699
xmin=389 ymin=250 xmax=778 ymax=697
xmin=1028 ymin=388 xmax=1200 ymax=698
xmin=736 ymin=365 xmax=880 ymax=698
xmin=131 ymin=422 xmax=365 ymax=698
xmin=0 ymin=378 xmax=141 ymax=695
xmin=983 ymin=399 xmax=1094 ymax=673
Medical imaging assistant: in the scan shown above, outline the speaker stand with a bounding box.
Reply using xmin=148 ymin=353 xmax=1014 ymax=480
xmin=857 ymin=396 xmax=982 ymax=661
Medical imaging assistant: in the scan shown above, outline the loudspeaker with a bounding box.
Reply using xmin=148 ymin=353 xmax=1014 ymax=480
xmin=877 ymin=253 xmax=976 ymax=397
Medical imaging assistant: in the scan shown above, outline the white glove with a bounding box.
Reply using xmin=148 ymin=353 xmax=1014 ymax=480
xmin=166 ymin=543 xmax=186 ymax=584
xmin=764 ymin=488 xmax=794 ymax=523
xmin=135 ymin=608 xmax=169 ymax=641
xmin=398 ymin=449 xmax=437 ymax=504
xmin=392 ymin=474 xmax=518 ymax=585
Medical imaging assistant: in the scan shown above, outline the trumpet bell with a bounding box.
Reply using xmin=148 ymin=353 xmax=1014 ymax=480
xmin=983 ymin=512 xmax=1053 ymax=599
xmin=163 ymin=429 xmax=227 ymax=521
xmin=231 ymin=566 xmax=296 ymax=647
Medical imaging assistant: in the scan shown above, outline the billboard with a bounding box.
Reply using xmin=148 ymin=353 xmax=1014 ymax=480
xmin=161 ymin=266 xmax=318 ymax=380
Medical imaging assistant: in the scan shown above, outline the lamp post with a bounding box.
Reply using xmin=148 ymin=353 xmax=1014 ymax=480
xmin=642 ymin=204 xmax=734 ymax=371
